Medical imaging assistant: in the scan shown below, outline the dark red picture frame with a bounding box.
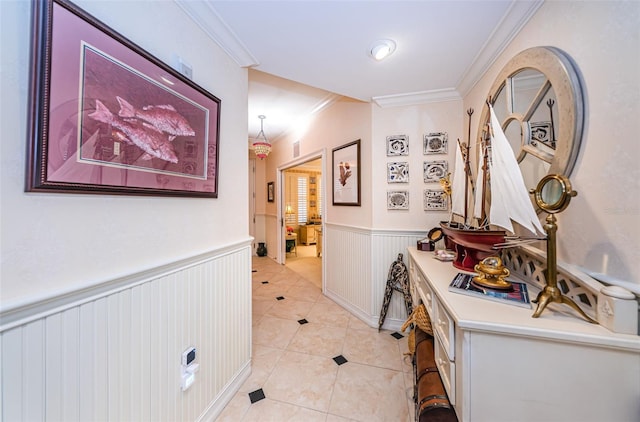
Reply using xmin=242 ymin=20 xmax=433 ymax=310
xmin=27 ymin=0 xmax=221 ymax=197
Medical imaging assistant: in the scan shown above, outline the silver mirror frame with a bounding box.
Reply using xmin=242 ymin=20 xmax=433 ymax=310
xmin=478 ymin=46 xmax=585 ymax=178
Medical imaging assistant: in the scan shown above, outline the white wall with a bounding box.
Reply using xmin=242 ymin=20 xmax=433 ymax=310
xmin=465 ymin=0 xmax=640 ymax=285
xmin=255 ymin=1 xmax=640 ymax=333
xmin=1 ymin=0 xmax=249 ymax=306
xmin=1 ymin=0 xmax=251 ymax=419
xmin=372 ymin=100 xmax=464 ymax=230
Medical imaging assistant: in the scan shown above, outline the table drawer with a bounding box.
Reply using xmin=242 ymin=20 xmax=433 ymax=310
xmin=413 ymin=269 xmax=436 ymax=318
xmin=434 ymin=298 xmax=455 ymax=360
xmin=435 ymin=334 xmax=456 ymax=405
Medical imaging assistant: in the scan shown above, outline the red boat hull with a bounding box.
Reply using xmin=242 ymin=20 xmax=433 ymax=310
xmin=439 ymin=222 xmax=506 ymax=271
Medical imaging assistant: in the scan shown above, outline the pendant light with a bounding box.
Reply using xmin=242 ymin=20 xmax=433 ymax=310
xmin=253 ymin=115 xmax=271 ymax=159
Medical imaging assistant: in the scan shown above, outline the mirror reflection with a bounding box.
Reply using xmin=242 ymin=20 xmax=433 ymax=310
xmin=541 ymin=178 xmax=563 ymax=206
xmin=479 ymin=47 xmax=585 ymax=203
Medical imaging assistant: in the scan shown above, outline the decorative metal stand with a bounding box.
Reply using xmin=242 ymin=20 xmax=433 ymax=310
xmin=530 ymin=175 xmax=598 ymax=324
xmin=378 ymin=253 xmax=413 ymax=331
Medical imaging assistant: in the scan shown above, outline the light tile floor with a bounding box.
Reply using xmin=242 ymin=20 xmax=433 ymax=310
xmin=216 ymin=253 xmax=415 ymax=422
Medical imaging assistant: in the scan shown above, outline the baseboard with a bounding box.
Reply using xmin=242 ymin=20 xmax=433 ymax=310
xmin=197 ymin=360 xmax=251 ymax=422
xmin=324 ymin=290 xmax=405 ymax=333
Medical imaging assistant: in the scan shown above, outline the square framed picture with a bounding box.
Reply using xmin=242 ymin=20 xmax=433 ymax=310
xmin=424 ymin=189 xmax=448 ymax=211
xmin=386 ymin=135 xmax=409 ymax=156
xmin=529 ymin=121 xmax=555 ymax=149
xmin=423 ymin=132 xmax=448 ymax=155
xmin=423 ymin=160 xmax=448 ymax=183
xmin=387 ymin=162 xmax=409 ymax=183
xmin=387 ymin=190 xmax=409 ymax=210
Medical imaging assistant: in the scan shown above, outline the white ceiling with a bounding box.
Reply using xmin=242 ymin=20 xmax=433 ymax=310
xmin=176 ymin=0 xmax=543 ymax=142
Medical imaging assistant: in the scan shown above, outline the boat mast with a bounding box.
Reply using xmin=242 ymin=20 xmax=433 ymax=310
xmin=462 ymin=108 xmax=475 ymax=226
xmin=480 ymin=126 xmax=490 ymax=226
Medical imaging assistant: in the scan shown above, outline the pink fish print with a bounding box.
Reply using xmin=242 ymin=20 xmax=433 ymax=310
xmin=89 ymin=100 xmax=179 ymax=163
xmin=116 ymin=96 xmax=196 ymax=137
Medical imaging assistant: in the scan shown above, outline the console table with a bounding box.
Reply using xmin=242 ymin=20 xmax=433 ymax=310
xmin=407 ymin=247 xmax=640 ymax=422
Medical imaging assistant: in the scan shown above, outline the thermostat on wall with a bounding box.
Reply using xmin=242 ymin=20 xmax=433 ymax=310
xmin=182 ymin=347 xmax=196 ymax=367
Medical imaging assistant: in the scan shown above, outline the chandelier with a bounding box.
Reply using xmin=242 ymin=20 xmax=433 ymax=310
xmin=252 ymin=115 xmax=271 ymax=159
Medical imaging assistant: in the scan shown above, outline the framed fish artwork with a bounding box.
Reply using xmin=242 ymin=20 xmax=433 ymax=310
xmin=26 ymin=0 xmax=221 ymax=197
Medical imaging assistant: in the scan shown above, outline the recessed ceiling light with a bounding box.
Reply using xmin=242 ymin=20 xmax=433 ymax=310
xmin=369 ymin=39 xmax=396 ymax=61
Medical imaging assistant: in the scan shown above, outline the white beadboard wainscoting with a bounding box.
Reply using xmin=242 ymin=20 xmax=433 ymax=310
xmin=0 ymin=241 xmax=252 ymax=422
xmin=324 ymin=223 xmax=426 ymax=331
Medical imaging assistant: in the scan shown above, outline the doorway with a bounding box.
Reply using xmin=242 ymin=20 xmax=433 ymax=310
xmin=279 ymin=153 xmax=324 ymax=289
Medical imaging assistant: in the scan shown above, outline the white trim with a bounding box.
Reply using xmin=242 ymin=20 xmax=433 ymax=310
xmin=325 ymin=289 xmax=404 ymax=332
xmin=324 ymin=222 xmax=427 ymax=238
xmin=197 ymin=361 xmax=252 ymax=422
xmin=174 ymin=0 xmax=258 ymax=68
xmin=372 ymin=89 xmax=461 ymax=108
xmin=372 ymin=0 xmax=543 ymax=107
xmin=0 ymin=239 xmax=253 ymax=331
xmin=456 ymin=0 xmax=544 ymax=97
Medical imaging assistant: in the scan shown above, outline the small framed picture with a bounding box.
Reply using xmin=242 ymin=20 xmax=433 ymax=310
xmin=386 ymin=135 xmax=409 ymax=156
xmin=332 ymin=139 xmax=361 ymax=206
xmin=387 ymin=190 xmax=409 ymax=210
xmin=267 ymin=181 xmax=274 ymax=202
xmin=529 ymin=121 xmax=555 ymax=149
xmin=423 ymin=160 xmax=448 ymax=183
xmin=310 ymin=176 xmax=316 ymax=184
xmin=424 ymin=189 xmax=448 ymax=211
xmin=387 ymin=162 xmax=409 ymax=183
xmin=424 ymin=132 xmax=448 ymax=154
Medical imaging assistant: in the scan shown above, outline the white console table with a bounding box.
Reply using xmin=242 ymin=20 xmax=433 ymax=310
xmin=407 ymin=247 xmax=640 ymax=422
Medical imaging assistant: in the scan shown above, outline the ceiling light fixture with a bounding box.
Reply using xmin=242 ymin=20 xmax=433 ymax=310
xmin=252 ymin=115 xmax=271 ymax=159
xmin=369 ymin=39 xmax=396 ymax=61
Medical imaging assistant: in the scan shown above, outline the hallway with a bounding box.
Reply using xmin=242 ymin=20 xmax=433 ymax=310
xmin=216 ymin=255 xmax=414 ymax=421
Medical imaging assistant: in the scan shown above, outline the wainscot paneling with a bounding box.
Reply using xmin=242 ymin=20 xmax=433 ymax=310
xmin=0 ymin=241 xmax=252 ymax=422
xmin=324 ymin=223 xmax=425 ymax=331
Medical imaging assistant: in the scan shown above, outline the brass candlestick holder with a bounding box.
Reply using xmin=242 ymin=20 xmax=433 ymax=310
xmin=530 ymin=174 xmax=598 ymax=324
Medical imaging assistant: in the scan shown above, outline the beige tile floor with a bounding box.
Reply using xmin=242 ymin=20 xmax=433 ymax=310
xmin=216 ymin=248 xmax=415 ymax=421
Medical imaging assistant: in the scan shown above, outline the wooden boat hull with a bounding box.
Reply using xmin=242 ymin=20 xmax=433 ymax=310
xmin=439 ymin=221 xmax=506 ymax=271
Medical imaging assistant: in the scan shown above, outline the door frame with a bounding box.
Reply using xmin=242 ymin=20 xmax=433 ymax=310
xmin=276 ymin=149 xmax=326 ymax=265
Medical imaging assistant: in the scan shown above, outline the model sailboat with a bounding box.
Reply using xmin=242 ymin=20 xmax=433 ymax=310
xmin=441 ymin=103 xmax=544 ymax=271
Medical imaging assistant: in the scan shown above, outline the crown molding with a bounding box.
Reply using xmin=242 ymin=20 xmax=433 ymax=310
xmin=456 ymin=0 xmax=544 ymax=97
xmin=373 ymin=0 xmax=543 ymax=108
xmin=174 ymin=0 xmax=258 ymax=68
xmin=372 ymin=88 xmax=461 ymax=108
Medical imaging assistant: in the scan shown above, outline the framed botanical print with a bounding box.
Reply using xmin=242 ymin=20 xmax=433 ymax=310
xmin=332 ymin=139 xmax=361 ymax=206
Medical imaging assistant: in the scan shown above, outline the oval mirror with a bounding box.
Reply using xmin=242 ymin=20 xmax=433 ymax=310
xmin=478 ymin=47 xmax=585 ymax=196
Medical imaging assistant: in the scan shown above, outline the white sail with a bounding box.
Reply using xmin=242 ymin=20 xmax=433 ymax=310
xmin=488 ymin=105 xmax=545 ymax=235
xmin=450 ymin=141 xmax=467 ymax=219
xmin=473 ymin=147 xmax=484 ymax=220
